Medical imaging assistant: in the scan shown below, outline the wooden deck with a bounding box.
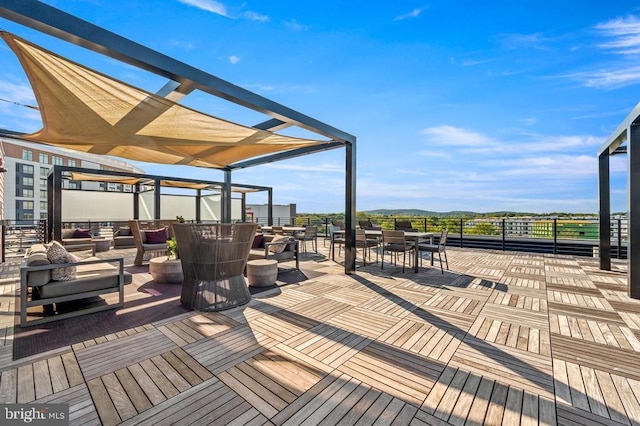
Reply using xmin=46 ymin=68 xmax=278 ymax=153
xmin=0 ymin=244 xmax=638 ymax=425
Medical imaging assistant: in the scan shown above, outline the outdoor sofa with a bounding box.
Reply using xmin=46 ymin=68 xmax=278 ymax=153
xmin=19 ymin=242 xmax=132 ymax=327
xmin=248 ymin=233 xmax=299 ymax=270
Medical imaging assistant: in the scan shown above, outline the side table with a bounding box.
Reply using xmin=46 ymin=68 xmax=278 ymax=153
xmin=91 ymin=238 xmax=112 ymax=252
xmin=246 ymin=259 xmax=278 ymax=287
xmin=149 ymin=257 xmax=183 ymax=284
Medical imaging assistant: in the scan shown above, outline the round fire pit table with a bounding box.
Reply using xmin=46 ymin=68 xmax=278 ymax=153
xmin=246 ymin=259 xmax=278 ymax=287
xmin=149 ymin=257 xmax=183 ymax=284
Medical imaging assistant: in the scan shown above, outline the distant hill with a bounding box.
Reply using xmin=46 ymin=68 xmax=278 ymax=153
xmin=364 ymin=209 xmax=477 ymax=217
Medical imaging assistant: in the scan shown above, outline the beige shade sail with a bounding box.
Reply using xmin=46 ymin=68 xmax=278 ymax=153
xmin=1 ymin=32 xmax=326 ymax=168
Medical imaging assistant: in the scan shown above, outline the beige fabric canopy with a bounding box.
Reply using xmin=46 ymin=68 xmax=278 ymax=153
xmin=1 ymin=32 xmax=325 ymax=168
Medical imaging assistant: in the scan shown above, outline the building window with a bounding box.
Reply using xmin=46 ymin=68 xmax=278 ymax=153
xmin=19 ymin=189 xmax=34 ymax=198
xmin=22 ymin=150 xmax=32 ymax=161
xmin=68 ymin=181 xmax=80 ymax=190
xmin=39 ymin=153 xmax=49 ymax=163
xmin=40 ymin=166 xmax=49 ymax=176
xmin=40 ymin=179 xmax=47 ymax=188
xmin=39 ymin=201 xmax=47 ymax=210
xmin=16 ymin=200 xmax=34 ymax=223
xmin=68 ymin=159 xmax=76 ymax=167
xmin=18 ymin=164 xmax=34 ymax=174
xmin=22 ymin=177 xmax=34 ymax=186
xmin=40 ymin=212 xmax=47 ymax=219
xmin=52 ymin=156 xmax=63 ymax=166
xmin=40 ymin=190 xmax=47 ymax=198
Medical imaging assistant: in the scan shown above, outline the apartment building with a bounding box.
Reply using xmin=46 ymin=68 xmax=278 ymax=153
xmin=1 ymin=137 xmax=144 ymax=223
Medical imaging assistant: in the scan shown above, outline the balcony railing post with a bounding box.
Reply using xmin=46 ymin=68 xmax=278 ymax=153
xmin=618 ymin=218 xmax=623 ymax=259
xmin=502 ymin=219 xmax=506 ymax=251
xmin=553 ymin=218 xmax=558 ymax=255
xmin=460 ymin=218 xmax=463 ymax=248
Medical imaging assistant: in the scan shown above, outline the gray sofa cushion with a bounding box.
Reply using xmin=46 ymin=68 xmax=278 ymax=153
xmin=38 ymin=256 xmax=132 ymax=298
xmin=25 ymin=245 xmax=51 ymax=286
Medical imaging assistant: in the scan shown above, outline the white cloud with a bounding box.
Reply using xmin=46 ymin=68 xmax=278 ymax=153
xmin=420 ymin=125 xmax=499 ymax=147
xmin=229 ymin=55 xmax=240 ymax=64
xmin=244 ymin=11 xmax=269 ymax=21
xmin=595 ymin=15 xmax=640 ymax=54
xmin=284 ymin=20 xmax=309 ymax=31
xmin=178 ymin=0 xmax=228 ymax=17
xmin=393 ymin=8 xmax=423 ymax=21
xmin=519 ymin=117 xmax=537 ymax=126
xmin=0 ymin=81 xmax=35 ymax=104
xmin=562 ymin=66 xmax=640 ymax=89
xmin=497 ymin=32 xmax=552 ymax=50
xmin=421 ymin=125 xmax=601 ymax=156
xmin=417 ymin=150 xmax=452 ymax=159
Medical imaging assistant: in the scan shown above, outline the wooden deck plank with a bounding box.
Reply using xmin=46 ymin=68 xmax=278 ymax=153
xmin=102 ymin=372 xmax=137 ymax=422
xmin=0 ymin=368 xmax=17 ymax=403
xmin=17 ymin=364 xmax=35 ymax=403
xmin=33 ymin=359 xmax=53 ymax=400
xmin=139 ymin=358 xmax=180 ymax=399
xmin=87 ymin=377 xmax=121 ymax=426
xmin=127 ymin=364 xmax=166 ymax=406
xmin=48 ymin=356 xmax=70 ymax=393
xmin=114 ymin=368 xmax=153 ymax=413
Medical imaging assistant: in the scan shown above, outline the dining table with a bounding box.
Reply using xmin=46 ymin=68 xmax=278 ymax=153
xmin=260 ymin=226 xmax=306 ymax=234
xmin=333 ymin=229 xmax=434 ymax=272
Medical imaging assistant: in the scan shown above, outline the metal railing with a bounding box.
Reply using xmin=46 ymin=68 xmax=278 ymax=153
xmin=2 ymin=216 xmax=627 ymax=261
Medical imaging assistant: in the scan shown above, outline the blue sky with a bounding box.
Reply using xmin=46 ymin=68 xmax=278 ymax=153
xmin=0 ymin=0 xmax=637 ymax=214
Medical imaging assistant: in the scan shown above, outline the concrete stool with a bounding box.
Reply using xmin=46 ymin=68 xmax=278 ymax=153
xmin=247 ymin=259 xmax=278 ymax=287
xmin=149 ymin=257 xmax=183 ymax=284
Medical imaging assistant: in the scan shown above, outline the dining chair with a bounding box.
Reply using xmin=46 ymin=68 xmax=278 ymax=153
xmin=358 ymin=219 xmax=382 ymax=230
xmin=418 ymin=229 xmax=449 ymax=273
xmin=381 ymin=230 xmax=414 ymax=272
xmin=394 ymin=220 xmax=416 ymax=232
xmin=295 ymin=225 xmax=318 ymax=253
xmin=330 ymin=227 xmax=345 ymax=260
xmin=356 ymin=228 xmax=379 ymax=266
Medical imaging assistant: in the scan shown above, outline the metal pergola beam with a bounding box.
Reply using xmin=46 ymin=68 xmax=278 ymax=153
xmin=230 ymin=142 xmax=345 ymax=170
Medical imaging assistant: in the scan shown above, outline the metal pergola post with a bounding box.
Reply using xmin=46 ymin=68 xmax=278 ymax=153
xmin=154 ymin=178 xmax=161 ymax=220
xmin=630 ymin=124 xmax=640 ymax=298
xmin=196 ymin=189 xmax=201 ymax=223
xmin=222 ymin=170 xmax=232 ymax=223
xmin=599 ymin=151 xmax=611 ymax=271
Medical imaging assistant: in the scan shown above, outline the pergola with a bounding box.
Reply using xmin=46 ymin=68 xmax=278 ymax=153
xmin=0 ymin=0 xmax=358 ymax=273
xmin=47 ymin=165 xmax=274 ymax=242
xmin=598 ymin=102 xmax=638 ymax=297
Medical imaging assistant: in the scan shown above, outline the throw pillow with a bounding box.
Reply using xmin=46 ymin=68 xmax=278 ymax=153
xmin=252 ymin=234 xmax=264 ymax=249
xmin=145 ymin=228 xmax=168 ymax=244
xmin=46 ymin=241 xmax=76 ymax=281
xmin=73 ymin=228 xmax=92 ymax=238
xmin=268 ymin=235 xmax=290 ymax=254
xmin=117 ymin=226 xmax=131 ymax=236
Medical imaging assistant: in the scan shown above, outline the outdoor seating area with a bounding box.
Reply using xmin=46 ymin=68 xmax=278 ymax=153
xmin=1 ymin=242 xmax=639 ymax=425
